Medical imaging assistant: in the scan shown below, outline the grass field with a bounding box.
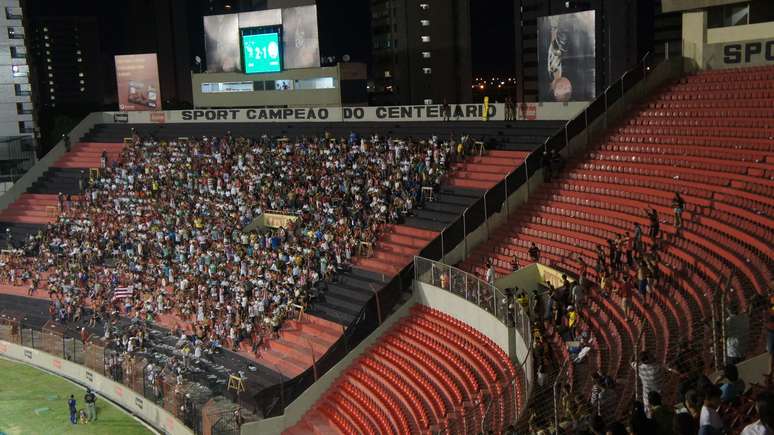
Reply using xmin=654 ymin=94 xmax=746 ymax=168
xmin=0 ymin=357 xmax=152 ymax=435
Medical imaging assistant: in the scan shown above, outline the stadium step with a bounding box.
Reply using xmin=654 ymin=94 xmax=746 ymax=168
xmin=51 ymin=142 xmax=124 ymax=169
xmin=352 ymin=225 xmax=438 ymax=277
xmin=285 ymin=305 xmax=521 ymax=434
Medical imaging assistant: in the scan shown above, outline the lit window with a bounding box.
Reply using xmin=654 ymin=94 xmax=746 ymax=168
xmin=422 ymin=67 xmax=432 ymax=74
xmin=420 ymin=3 xmax=429 ymax=10
xmin=76 ymin=50 xmax=81 ymax=55
xmin=384 ymin=70 xmax=392 ymax=78
xmin=424 ymin=98 xmax=433 ymax=104
xmin=48 ymin=72 xmax=52 ymax=77
xmin=49 ymin=80 xmax=53 ymax=85
xmin=421 ymin=35 xmax=431 ymax=43
xmin=79 ymin=79 xmax=84 ymax=84
xmin=422 ymin=51 xmax=431 ymax=58
xmin=77 ymin=58 xmax=82 ymax=62
xmin=80 ymin=87 xmax=85 ymax=92
xmin=78 ymin=72 xmax=84 ymax=77
xmin=420 ymin=20 xmax=430 ymax=26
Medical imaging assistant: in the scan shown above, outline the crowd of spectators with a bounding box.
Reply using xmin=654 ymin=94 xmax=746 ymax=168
xmin=6 ymin=130 xmax=460 ymax=363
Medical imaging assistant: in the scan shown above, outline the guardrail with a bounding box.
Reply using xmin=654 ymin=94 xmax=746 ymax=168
xmin=413 ymin=256 xmax=531 ymax=344
xmin=418 ymin=52 xmax=685 ymax=268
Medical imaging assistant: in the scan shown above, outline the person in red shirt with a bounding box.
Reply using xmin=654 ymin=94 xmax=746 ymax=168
xmin=618 ymin=275 xmax=633 ymax=320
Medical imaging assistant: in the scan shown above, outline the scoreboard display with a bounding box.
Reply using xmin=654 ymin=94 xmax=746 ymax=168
xmin=242 ymin=32 xmax=282 ymax=74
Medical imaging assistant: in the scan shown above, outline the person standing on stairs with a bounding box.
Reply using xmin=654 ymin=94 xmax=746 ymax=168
xmin=78 ymin=170 xmax=86 ymax=195
xmin=486 ymin=259 xmax=495 ymax=285
xmin=633 ymin=223 xmax=643 ymax=256
xmin=529 ymin=243 xmax=541 ymax=263
xmin=646 ymin=208 xmax=660 ymax=242
xmin=632 ymin=350 xmax=670 ymax=414
xmin=672 ymin=192 xmax=685 ymax=232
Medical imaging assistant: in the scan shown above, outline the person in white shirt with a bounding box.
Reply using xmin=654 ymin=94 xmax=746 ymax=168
xmin=485 ymin=260 xmax=495 ymax=285
xmin=699 ymin=385 xmax=724 ymax=435
xmin=742 ymin=392 xmax=774 ymax=435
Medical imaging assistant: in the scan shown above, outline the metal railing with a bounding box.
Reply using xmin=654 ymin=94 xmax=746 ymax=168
xmin=414 ymin=256 xmax=531 ymax=344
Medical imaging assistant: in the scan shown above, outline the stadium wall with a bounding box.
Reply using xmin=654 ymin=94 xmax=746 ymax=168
xmin=683 ymin=9 xmax=774 ymax=69
xmin=0 ymin=339 xmax=192 ymax=435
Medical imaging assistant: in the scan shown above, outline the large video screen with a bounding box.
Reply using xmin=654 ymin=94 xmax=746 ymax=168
xmin=537 ymin=10 xmax=596 ymax=102
xmin=242 ymin=32 xmax=282 ymax=74
xmin=204 ymin=14 xmax=240 ymax=73
xmin=203 ymin=5 xmax=319 ymax=73
xmin=281 ymin=5 xmax=320 ymax=70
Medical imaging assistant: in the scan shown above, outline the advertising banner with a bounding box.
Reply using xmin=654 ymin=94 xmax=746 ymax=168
xmin=105 ymin=101 xmax=589 ymax=125
xmin=114 ymin=54 xmax=162 ymax=111
xmin=537 ymin=11 xmax=596 ymax=102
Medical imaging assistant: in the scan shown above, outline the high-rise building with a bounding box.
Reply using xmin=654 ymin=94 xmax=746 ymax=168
xmin=0 ymin=0 xmax=35 ymax=193
xmin=27 ymin=16 xmax=102 ymax=109
xmin=0 ymin=0 xmax=34 ymax=137
xmin=370 ymin=0 xmax=472 ymax=105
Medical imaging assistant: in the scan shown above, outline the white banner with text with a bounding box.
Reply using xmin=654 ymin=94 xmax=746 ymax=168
xmin=104 ymin=101 xmax=587 ymax=125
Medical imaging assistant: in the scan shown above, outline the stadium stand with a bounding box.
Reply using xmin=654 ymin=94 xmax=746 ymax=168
xmin=460 ymin=65 xmax=774 ymax=428
xmin=284 ymin=305 xmax=523 ymax=435
xmin=0 ymin=119 xmax=562 ymax=432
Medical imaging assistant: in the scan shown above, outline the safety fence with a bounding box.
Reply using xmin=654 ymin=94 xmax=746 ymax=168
xmin=0 ymin=314 xmax=206 ymax=434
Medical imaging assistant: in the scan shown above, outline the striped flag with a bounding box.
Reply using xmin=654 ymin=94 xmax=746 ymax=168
xmin=112 ymin=287 xmax=133 ymax=301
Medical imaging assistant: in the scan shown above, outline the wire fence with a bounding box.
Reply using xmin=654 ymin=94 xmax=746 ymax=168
xmin=0 ymin=314 xmax=207 ymax=435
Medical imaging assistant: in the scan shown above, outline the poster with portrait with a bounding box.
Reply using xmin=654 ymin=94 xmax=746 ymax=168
xmin=114 ymin=54 xmax=162 ymax=111
xmin=537 ymin=11 xmax=596 ymax=102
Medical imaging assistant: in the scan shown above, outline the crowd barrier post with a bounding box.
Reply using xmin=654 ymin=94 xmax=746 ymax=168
xmin=720 ymin=293 xmax=727 ymax=369
xmin=711 ymin=290 xmax=720 ymax=372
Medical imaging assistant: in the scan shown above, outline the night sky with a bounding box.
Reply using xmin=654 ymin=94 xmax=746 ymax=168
xmin=23 ymin=0 xmax=516 ymax=105
xmin=470 ymin=1 xmax=517 ymax=78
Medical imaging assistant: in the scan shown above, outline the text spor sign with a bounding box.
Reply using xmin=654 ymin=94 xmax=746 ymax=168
xmin=176 ymin=104 xmax=498 ymax=123
xmin=705 ymin=38 xmax=774 ymax=69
